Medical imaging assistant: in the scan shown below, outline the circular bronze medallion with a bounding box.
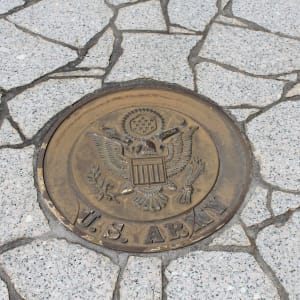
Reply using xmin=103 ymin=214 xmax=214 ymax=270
xmin=37 ymin=87 xmax=251 ymax=252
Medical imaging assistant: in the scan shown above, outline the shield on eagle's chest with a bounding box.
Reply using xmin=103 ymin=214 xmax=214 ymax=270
xmin=130 ymin=157 xmax=166 ymax=185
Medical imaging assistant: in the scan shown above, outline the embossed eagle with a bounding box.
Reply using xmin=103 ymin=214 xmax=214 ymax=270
xmin=90 ymin=125 xmax=203 ymax=211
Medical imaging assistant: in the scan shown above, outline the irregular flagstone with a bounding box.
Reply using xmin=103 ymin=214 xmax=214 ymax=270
xmin=0 ymin=279 xmax=8 ymax=300
xmin=196 ymin=62 xmax=284 ymax=106
xmin=106 ymin=33 xmax=200 ymax=89
xmin=227 ymin=109 xmax=259 ymax=122
xmin=241 ymin=185 xmax=271 ymax=227
xmin=272 ymin=191 xmax=300 ymax=216
xmin=8 ymin=0 xmax=113 ymax=48
xmin=78 ymin=28 xmax=114 ymax=69
xmin=0 ymin=147 xmax=49 ymax=246
xmin=120 ymin=256 xmax=162 ymax=300
xmin=246 ymin=101 xmax=300 ymax=191
xmin=116 ymin=0 xmax=166 ymax=31
xmin=168 ymin=0 xmax=217 ymax=32
xmin=0 ymin=0 xmax=23 ymax=14
xmin=0 ymin=239 xmax=120 ymax=300
xmin=286 ymin=83 xmax=300 ymax=97
xmin=165 ymin=251 xmax=279 ymax=299
xmin=0 ymin=119 xmax=22 ymax=145
xmin=199 ymin=23 xmax=300 ymax=75
xmin=257 ymin=211 xmax=300 ymax=299
xmin=210 ymin=224 xmax=250 ymax=246
xmin=233 ymin=0 xmax=300 ymax=38
xmin=8 ymin=78 xmax=102 ymax=138
xmin=0 ymin=20 xmax=76 ymax=90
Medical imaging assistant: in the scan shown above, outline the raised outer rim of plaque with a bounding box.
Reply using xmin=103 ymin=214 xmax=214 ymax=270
xmin=36 ymin=83 xmax=252 ymax=253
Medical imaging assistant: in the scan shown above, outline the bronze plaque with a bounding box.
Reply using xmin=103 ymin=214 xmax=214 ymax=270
xmin=37 ymin=87 xmax=251 ymax=252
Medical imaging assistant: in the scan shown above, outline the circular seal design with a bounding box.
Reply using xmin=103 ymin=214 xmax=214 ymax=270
xmin=37 ymin=86 xmax=251 ymax=253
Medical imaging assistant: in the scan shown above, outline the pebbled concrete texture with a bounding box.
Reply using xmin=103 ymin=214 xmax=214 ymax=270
xmin=0 ymin=0 xmax=23 ymax=14
xmin=272 ymin=192 xmax=300 ymax=216
xmin=0 ymin=279 xmax=9 ymax=300
xmin=241 ymin=185 xmax=271 ymax=227
xmin=78 ymin=28 xmax=115 ymax=69
xmin=8 ymin=78 xmax=102 ymax=138
xmin=8 ymin=0 xmax=113 ymax=47
xmin=227 ymin=108 xmax=259 ymax=122
xmin=210 ymin=223 xmax=250 ymax=246
xmin=246 ymin=101 xmax=300 ymax=191
xmin=0 ymin=239 xmax=120 ymax=300
xmin=116 ymin=0 xmax=167 ymax=31
xmin=232 ymin=0 xmax=300 ymax=38
xmin=0 ymin=147 xmax=49 ymax=246
xmin=257 ymin=211 xmax=300 ymax=299
xmin=0 ymin=0 xmax=299 ymax=299
xmin=120 ymin=256 xmax=162 ymax=300
xmin=105 ymin=33 xmax=201 ymax=89
xmin=0 ymin=119 xmax=22 ymax=146
xmin=199 ymin=23 xmax=300 ymax=75
xmin=165 ymin=251 xmax=280 ymax=300
xmin=168 ymin=0 xmax=217 ymax=32
xmin=0 ymin=20 xmax=76 ymax=90
xmin=196 ymin=62 xmax=284 ymax=106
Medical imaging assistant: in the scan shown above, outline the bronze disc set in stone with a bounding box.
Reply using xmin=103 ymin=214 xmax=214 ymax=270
xmin=37 ymin=87 xmax=251 ymax=252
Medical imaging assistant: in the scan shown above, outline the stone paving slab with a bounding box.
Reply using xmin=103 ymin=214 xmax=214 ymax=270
xmin=232 ymin=0 xmax=300 ymax=38
xmin=0 ymin=0 xmax=299 ymax=299
xmin=199 ymin=23 xmax=300 ymax=75
xmin=0 ymin=0 xmax=23 ymax=14
xmin=8 ymin=78 xmax=102 ymax=138
xmin=0 ymin=147 xmax=49 ymax=246
xmin=257 ymin=211 xmax=300 ymax=299
xmin=246 ymin=101 xmax=300 ymax=191
xmin=0 ymin=20 xmax=76 ymax=89
xmin=196 ymin=62 xmax=284 ymax=106
xmin=165 ymin=252 xmax=280 ymax=300
xmin=115 ymin=0 xmax=166 ymax=31
xmin=119 ymin=257 xmax=162 ymax=300
xmin=209 ymin=223 xmax=250 ymax=246
xmin=105 ymin=33 xmax=201 ymax=88
xmin=0 ymin=119 xmax=22 ymax=146
xmin=8 ymin=0 xmax=113 ymax=47
xmin=0 ymin=279 xmax=9 ymax=300
xmin=0 ymin=239 xmax=119 ymax=300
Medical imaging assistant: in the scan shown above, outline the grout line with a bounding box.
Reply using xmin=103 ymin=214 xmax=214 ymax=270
xmin=245 ymin=82 xmax=296 ymax=123
xmin=6 ymin=116 xmax=27 ymax=142
xmin=0 ymin=0 xmax=43 ymax=19
xmin=159 ymin=0 xmax=170 ymax=32
xmin=0 ymin=267 xmax=24 ymax=300
xmin=253 ymin=249 xmax=289 ymax=299
xmin=112 ymin=255 xmax=129 ymax=300
xmin=188 ymin=4 xmax=222 ymax=92
xmin=5 ymin=18 xmax=78 ymax=51
xmin=197 ymin=57 xmax=300 ymax=80
xmin=241 ymin=218 xmax=290 ymax=299
xmin=266 ymin=187 xmax=275 ymax=218
xmin=0 ymin=238 xmax=34 ymax=256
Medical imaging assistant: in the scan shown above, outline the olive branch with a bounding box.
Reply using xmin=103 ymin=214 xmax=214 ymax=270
xmin=177 ymin=157 xmax=206 ymax=204
xmin=87 ymin=165 xmax=118 ymax=202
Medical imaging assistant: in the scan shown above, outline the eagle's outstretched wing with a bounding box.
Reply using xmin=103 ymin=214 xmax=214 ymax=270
xmin=165 ymin=126 xmax=198 ymax=177
xmin=90 ymin=133 xmax=129 ymax=179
